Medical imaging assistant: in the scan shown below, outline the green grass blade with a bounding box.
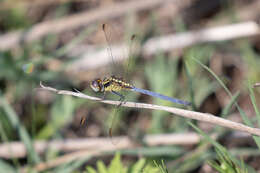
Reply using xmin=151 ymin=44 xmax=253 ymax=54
xmin=97 ymin=160 xmax=108 ymax=173
xmin=0 ymin=160 xmax=16 ymax=173
xmin=0 ymin=96 xmax=40 ymax=164
xmin=118 ymin=146 xmax=184 ymax=157
xmin=192 ymin=57 xmax=254 ymax=126
xmin=131 ymin=158 xmax=146 ymax=173
xmin=248 ymin=83 xmax=260 ymax=127
xmin=248 ymin=83 xmax=260 ymax=149
xmin=189 ymin=121 xmax=226 ymax=153
xmin=37 ymin=96 xmax=76 ymax=139
xmin=153 ymin=160 xmax=168 ymax=173
xmin=189 ymin=122 xmax=256 ymax=172
xmin=184 ymin=61 xmax=196 ymax=110
xmin=0 ymin=119 xmax=20 ymax=168
xmin=55 ymin=24 xmax=97 ymax=57
xmin=54 ymin=157 xmax=90 ymax=173
xmin=192 ymin=57 xmax=231 ymax=96
xmin=221 ymin=91 xmax=240 ymax=118
xmin=86 ymin=166 xmax=97 ymax=173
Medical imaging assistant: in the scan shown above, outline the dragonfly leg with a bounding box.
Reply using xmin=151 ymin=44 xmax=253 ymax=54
xmin=102 ymin=92 xmax=107 ymax=100
xmin=112 ymin=91 xmax=125 ymax=106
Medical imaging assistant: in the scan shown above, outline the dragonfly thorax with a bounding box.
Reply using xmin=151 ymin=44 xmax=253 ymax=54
xmin=90 ymin=79 xmax=104 ymax=92
xmin=90 ymin=76 xmax=133 ymax=94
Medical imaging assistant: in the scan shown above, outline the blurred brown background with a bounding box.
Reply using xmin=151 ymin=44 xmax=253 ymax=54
xmin=0 ymin=0 xmax=260 ymax=172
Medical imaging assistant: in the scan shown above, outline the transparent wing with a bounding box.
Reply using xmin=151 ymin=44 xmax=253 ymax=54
xmin=102 ymin=23 xmax=126 ymax=77
xmin=102 ymin=23 xmax=138 ymax=79
xmin=103 ymin=23 xmax=138 ymax=143
xmin=79 ymin=24 xmax=137 ymax=143
xmin=124 ymin=34 xmax=137 ymax=82
xmin=108 ymin=104 xmax=124 ymax=144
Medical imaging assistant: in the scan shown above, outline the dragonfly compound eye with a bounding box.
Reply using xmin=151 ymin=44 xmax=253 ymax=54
xmin=90 ymin=80 xmax=102 ymax=92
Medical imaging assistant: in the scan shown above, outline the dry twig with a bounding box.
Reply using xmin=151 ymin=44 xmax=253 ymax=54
xmin=0 ymin=133 xmax=200 ymax=159
xmin=142 ymin=21 xmax=260 ymax=55
xmin=69 ymin=21 xmax=260 ymax=72
xmin=207 ymin=1 xmax=260 ymax=26
xmin=39 ymin=82 xmax=260 ymax=137
xmin=254 ymin=83 xmax=260 ymax=88
xmin=0 ymin=0 xmax=187 ymax=50
xmin=17 ymin=133 xmax=200 ymax=172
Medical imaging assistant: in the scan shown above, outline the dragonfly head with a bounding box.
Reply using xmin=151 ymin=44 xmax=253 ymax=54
xmin=90 ymin=79 xmax=104 ymax=92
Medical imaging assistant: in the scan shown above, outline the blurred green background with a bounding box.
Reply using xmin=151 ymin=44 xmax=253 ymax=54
xmin=0 ymin=0 xmax=260 ymax=172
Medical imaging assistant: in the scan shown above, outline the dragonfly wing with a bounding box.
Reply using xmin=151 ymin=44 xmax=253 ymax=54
xmin=108 ymin=104 xmax=123 ymax=145
xmin=102 ymin=23 xmax=125 ymax=76
xmin=131 ymin=87 xmax=191 ymax=106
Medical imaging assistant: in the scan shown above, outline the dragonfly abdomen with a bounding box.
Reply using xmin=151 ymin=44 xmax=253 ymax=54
xmin=131 ymin=87 xmax=191 ymax=106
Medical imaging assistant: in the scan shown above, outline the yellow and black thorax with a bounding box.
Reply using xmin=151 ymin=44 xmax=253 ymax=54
xmin=90 ymin=76 xmax=133 ymax=93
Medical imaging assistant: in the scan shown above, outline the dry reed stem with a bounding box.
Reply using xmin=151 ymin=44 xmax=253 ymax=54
xmin=207 ymin=1 xmax=260 ymax=26
xmin=0 ymin=0 xmax=184 ymax=50
xmin=142 ymin=21 xmax=260 ymax=55
xmin=0 ymin=0 xmax=86 ymax=10
xmin=254 ymin=83 xmax=260 ymax=88
xmin=39 ymin=82 xmax=260 ymax=137
xmin=69 ymin=21 xmax=260 ymax=72
xmin=18 ymin=133 xmax=200 ymax=172
xmin=0 ymin=133 xmax=200 ymax=159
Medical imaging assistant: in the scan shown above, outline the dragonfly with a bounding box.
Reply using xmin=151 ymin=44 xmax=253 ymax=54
xmin=90 ymin=76 xmax=191 ymax=106
xmin=90 ymin=24 xmax=191 ymax=106
xmin=82 ymin=24 xmax=190 ymax=134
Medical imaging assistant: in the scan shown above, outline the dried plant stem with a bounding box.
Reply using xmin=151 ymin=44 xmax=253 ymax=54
xmin=254 ymin=83 xmax=260 ymax=88
xmin=0 ymin=133 xmax=200 ymax=159
xmin=39 ymin=82 xmax=260 ymax=137
xmin=0 ymin=0 xmax=183 ymax=50
xmin=17 ymin=133 xmax=200 ymax=172
xmin=142 ymin=21 xmax=260 ymax=55
xmin=69 ymin=21 xmax=260 ymax=72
